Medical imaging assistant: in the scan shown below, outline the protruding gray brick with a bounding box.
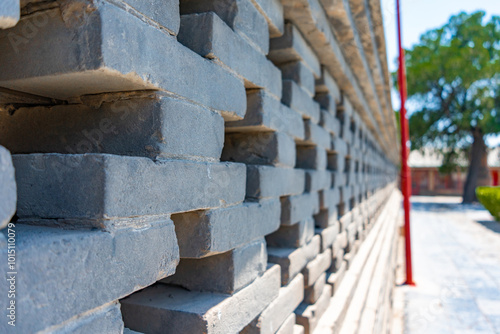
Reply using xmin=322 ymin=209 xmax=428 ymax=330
xmin=179 ymin=12 xmax=281 ymax=98
xmin=269 ymin=23 xmax=321 ymax=77
xmin=0 ymin=94 xmax=224 ymax=161
xmin=0 ymin=0 xmax=19 ymax=29
xmin=302 ymin=120 xmax=332 ymax=149
xmin=242 ymin=273 xmax=304 ymax=334
xmin=296 ymin=145 xmax=327 ymax=170
xmin=180 ymin=0 xmax=269 ymax=54
xmin=161 ymin=238 xmax=267 ymax=294
xmin=319 ymin=188 xmax=340 ymax=210
xmin=327 ymin=260 xmax=346 ymax=294
xmin=13 ymin=154 xmax=245 ymax=226
xmin=249 ymin=0 xmax=284 ymax=38
xmin=121 ymin=265 xmax=281 ymax=334
xmin=320 ymin=109 xmax=341 ymax=135
xmin=173 ymin=199 xmax=280 ymax=258
xmin=46 ymin=302 xmax=124 ymax=334
xmin=302 ymin=249 xmax=332 ymax=287
xmin=281 ymin=193 xmax=320 ymax=226
xmin=305 ymin=170 xmax=332 ymax=192
xmin=268 ymin=235 xmax=320 ymax=285
xmin=314 ymin=208 xmax=338 ymax=229
xmin=315 ymin=67 xmax=341 ymax=103
xmin=266 ymin=217 xmax=314 ymax=248
xmin=316 ymin=93 xmax=338 ymax=116
xmin=304 ymin=272 xmax=326 ymax=304
xmin=0 ymin=3 xmax=246 ymax=118
xmin=226 ymin=90 xmax=305 ymax=141
xmin=222 ymin=132 xmax=296 ymax=168
xmin=247 ymin=165 xmax=305 ymax=199
xmin=0 ymin=221 xmax=179 ymax=333
xmin=0 ymin=146 xmax=16 ymax=230
xmin=279 ymin=61 xmax=315 ymax=97
xmin=295 ymin=285 xmax=332 ymax=334
xmin=282 ymin=80 xmax=320 ymax=123
xmin=316 ymin=222 xmax=339 ymax=251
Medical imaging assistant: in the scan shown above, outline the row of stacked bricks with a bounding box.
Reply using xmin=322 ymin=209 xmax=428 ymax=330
xmin=0 ymin=0 xmax=397 ymax=333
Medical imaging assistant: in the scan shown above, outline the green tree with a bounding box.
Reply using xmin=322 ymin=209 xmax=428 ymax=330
xmin=403 ymin=11 xmax=500 ymax=203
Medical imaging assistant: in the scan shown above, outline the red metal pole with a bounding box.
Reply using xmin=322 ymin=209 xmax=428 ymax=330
xmin=396 ymin=0 xmax=415 ymax=286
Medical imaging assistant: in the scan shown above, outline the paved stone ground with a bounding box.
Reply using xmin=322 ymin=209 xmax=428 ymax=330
xmin=400 ymin=196 xmax=500 ymax=334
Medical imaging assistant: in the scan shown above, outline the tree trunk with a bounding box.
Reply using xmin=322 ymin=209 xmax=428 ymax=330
xmin=463 ymin=128 xmax=490 ymax=203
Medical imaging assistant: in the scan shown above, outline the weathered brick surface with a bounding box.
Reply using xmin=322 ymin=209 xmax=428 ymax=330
xmin=0 ymin=0 xmax=400 ymax=331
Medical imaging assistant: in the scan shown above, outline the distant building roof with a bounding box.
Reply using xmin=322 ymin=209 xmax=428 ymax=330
xmin=409 ymin=147 xmax=500 ymax=168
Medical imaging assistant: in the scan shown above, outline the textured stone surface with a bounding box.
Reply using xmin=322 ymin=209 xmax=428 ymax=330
xmin=315 ymin=67 xmax=341 ymax=103
xmin=275 ymin=313 xmax=296 ymax=334
xmin=268 ymin=235 xmax=320 ymax=285
xmin=226 ymin=90 xmax=305 ymax=140
xmin=296 ymin=145 xmax=327 ymax=170
xmin=269 ymin=23 xmax=321 ymax=77
xmin=0 ymin=94 xmax=224 ymax=160
xmin=282 ymin=80 xmax=320 ymax=123
xmin=302 ymin=249 xmax=332 ymax=287
xmin=327 ymin=260 xmax=347 ymax=294
xmin=0 ymin=222 xmax=179 ymax=333
xmin=295 ymin=285 xmax=332 ymax=334
xmin=0 ymin=0 xmax=19 ymax=29
xmin=0 ymin=146 xmax=16 ymax=230
xmin=180 ymin=0 xmax=269 ymax=54
xmin=13 ymin=154 xmax=245 ymax=225
xmin=279 ymin=61 xmax=315 ymax=97
xmin=242 ymin=273 xmax=304 ymax=334
xmin=222 ymin=131 xmax=296 ymax=168
xmin=179 ymin=13 xmax=280 ymax=97
xmin=0 ymin=3 xmax=246 ymax=118
xmin=249 ymin=0 xmax=283 ymax=37
xmin=305 ymin=170 xmax=332 ymax=192
xmin=316 ymin=223 xmax=339 ymax=252
xmin=173 ymin=199 xmax=280 ymax=258
xmin=246 ymin=165 xmax=305 ymax=199
xmin=121 ymin=265 xmax=281 ymax=334
xmin=304 ymin=272 xmax=326 ymax=304
xmin=161 ymin=238 xmax=267 ymax=294
xmin=281 ymin=192 xmax=320 ymax=226
xmin=266 ymin=217 xmax=314 ymax=248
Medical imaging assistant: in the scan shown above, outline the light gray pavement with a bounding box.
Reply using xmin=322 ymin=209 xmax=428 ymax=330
xmin=401 ymin=196 xmax=500 ymax=334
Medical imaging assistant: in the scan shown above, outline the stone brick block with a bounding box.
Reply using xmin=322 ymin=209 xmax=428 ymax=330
xmin=268 ymin=235 xmax=320 ymax=285
xmin=281 ymin=193 xmax=320 ymax=226
xmin=314 ymin=208 xmax=338 ymax=229
xmin=246 ymin=165 xmax=305 ymax=199
xmin=0 ymin=0 xmax=19 ymax=29
xmin=275 ymin=313 xmax=296 ymax=334
xmin=269 ymin=23 xmax=321 ymax=77
xmin=0 ymin=3 xmax=245 ymax=119
xmin=295 ymin=285 xmax=332 ymax=334
xmin=0 ymin=146 xmax=15 ymax=230
xmin=330 ymin=249 xmax=345 ymax=273
xmin=305 ymin=170 xmax=331 ymax=192
xmin=266 ymin=217 xmax=314 ymax=248
xmin=47 ymin=302 xmax=124 ymax=334
xmin=121 ymin=265 xmax=281 ymax=334
xmin=0 ymin=221 xmax=178 ymax=333
xmin=242 ymin=273 xmax=304 ymax=334
xmin=302 ymin=249 xmax=332 ymax=287
xmin=303 ymin=120 xmax=332 ymax=149
xmin=13 ymin=154 xmax=245 ymax=226
xmin=222 ymin=132 xmax=295 ymax=168
xmin=315 ymin=67 xmax=341 ymax=103
xmin=120 ymin=0 xmax=180 ymax=34
xmin=296 ymin=145 xmax=327 ymax=170
xmin=316 ymin=222 xmax=339 ymax=252
xmin=279 ymin=61 xmax=315 ymax=97
xmin=315 ymin=93 xmax=338 ymax=117
xmin=250 ymin=0 xmax=284 ymax=37
xmin=319 ymin=188 xmax=340 ymax=210
xmin=327 ymin=260 xmax=346 ymax=294
xmin=173 ymin=199 xmax=280 ymax=258
xmin=161 ymin=238 xmax=267 ymax=294
xmin=226 ymin=90 xmax=305 ymax=141
xmin=179 ymin=12 xmax=280 ymax=97
xmin=180 ymin=0 xmax=269 ymax=54
xmin=282 ymin=80 xmax=320 ymax=123
xmin=0 ymin=94 xmax=224 ymax=161
xmin=304 ymin=272 xmax=326 ymax=304
xmin=320 ymin=109 xmax=341 ymax=135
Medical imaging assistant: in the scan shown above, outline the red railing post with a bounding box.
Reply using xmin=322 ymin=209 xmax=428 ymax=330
xmin=396 ymin=0 xmax=415 ymax=286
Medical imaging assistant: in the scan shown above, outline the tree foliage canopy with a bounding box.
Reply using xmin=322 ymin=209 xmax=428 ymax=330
xmin=403 ymin=11 xmax=500 ymax=159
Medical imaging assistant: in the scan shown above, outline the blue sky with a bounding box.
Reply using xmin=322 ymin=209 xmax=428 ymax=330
xmin=381 ymin=0 xmax=500 ymax=146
